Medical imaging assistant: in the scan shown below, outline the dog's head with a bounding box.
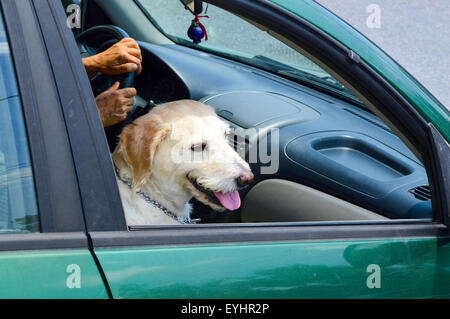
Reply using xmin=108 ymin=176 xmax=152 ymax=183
xmin=114 ymin=100 xmax=253 ymax=211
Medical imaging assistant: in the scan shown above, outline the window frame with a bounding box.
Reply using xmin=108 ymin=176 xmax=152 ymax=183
xmin=0 ymin=0 xmax=88 ymax=250
xmin=46 ymin=0 xmax=449 ymax=246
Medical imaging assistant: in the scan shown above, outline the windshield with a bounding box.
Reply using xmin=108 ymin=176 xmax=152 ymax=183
xmin=137 ymin=0 xmax=364 ymax=106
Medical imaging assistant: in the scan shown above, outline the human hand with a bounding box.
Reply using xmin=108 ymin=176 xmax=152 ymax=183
xmin=83 ymin=38 xmax=142 ymax=78
xmin=95 ymin=82 xmax=137 ymax=127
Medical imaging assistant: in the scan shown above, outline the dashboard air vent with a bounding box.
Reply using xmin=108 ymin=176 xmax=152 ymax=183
xmin=409 ymin=185 xmax=431 ymax=201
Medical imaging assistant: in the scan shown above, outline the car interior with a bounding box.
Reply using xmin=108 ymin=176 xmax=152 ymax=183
xmin=69 ymin=0 xmax=433 ymax=225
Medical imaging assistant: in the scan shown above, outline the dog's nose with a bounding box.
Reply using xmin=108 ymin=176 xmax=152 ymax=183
xmin=237 ymin=171 xmax=254 ymax=187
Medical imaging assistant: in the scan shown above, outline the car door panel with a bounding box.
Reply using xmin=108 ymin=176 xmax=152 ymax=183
xmin=0 ymin=248 xmax=108 ymax=298
xmin=93 ymin=237 xmax=438 ymax=299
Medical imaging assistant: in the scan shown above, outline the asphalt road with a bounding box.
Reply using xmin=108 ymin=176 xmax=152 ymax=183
xmin=316 ymin=0 xmax=450 ymax=109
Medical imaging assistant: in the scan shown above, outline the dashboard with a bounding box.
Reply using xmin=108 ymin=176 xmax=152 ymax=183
xmin=127 ymin=42 xmax=432 ymax=221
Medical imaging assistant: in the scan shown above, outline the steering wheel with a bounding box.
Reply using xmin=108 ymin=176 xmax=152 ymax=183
xmin=76 ymin=25 xmax=136 ymax=94
xmin=76 ymin=25 xmax=139 ymax=152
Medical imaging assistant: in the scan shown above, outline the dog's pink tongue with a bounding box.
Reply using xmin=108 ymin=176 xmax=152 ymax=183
xmin=214 ymin=191 xmax=241 ymax=211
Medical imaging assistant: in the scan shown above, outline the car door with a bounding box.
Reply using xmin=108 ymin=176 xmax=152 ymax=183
xmin=0 ymin=0 xmax=109 ymax=298
xmin=49 ymin=0 xmax=450 ymax=299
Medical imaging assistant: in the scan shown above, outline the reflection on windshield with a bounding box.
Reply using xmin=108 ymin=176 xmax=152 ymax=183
xmin=137 ymin=0 xmax=363 ymax=105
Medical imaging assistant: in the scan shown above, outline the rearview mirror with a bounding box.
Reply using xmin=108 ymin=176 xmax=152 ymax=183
xmin=180 ymin=0 xmax=203 ymax=15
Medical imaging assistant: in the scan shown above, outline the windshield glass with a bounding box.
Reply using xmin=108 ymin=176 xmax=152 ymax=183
xmin=137 ymin=0 xmax=364 ymax=106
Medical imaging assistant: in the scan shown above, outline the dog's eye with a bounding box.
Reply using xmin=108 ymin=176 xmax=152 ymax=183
xmin=191 ymin=143 xmax=207 ymax=152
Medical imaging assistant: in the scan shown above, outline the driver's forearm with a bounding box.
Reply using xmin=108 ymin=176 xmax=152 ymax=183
xmin=83 ymin=57 xmax=99 ymax=79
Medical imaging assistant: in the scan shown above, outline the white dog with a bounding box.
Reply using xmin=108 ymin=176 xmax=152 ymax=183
xmin=112 ymin=100 xmax=254 ymax=225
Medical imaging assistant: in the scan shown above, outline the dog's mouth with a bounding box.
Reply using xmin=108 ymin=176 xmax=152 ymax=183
xmin=188 ymin=177 xmax=241 ymax=211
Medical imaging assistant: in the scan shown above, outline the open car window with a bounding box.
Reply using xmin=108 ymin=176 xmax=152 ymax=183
xmin=71 ymin=0 xmax=435 ymax=227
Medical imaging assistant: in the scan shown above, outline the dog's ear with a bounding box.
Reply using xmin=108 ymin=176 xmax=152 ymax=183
xmin=120 ymin=118 xmax=170 ymax=192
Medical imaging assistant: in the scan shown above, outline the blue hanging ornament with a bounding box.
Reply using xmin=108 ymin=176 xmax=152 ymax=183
xmin=187 ymin=15 xmax=209 ymax=44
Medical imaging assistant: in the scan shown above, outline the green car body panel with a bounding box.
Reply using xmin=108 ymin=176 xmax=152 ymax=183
xmin=0 ymin=249 xmax=109 ymax=299
xmin=95 ymin=237 xmax=450 ymax=299
xmin=271 ymin=0 xmax=449 ymax=141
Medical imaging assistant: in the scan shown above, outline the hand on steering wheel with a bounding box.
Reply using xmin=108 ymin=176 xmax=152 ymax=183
xmin=77 ymin=26 xmax=141 ymax=95
xmin=77 ymin=25 xmax=143 ymax=152
xmin=95 ymin=82 xmax=137 ymax=127
xmin=83 ymin=38 xmax=143 ymax=78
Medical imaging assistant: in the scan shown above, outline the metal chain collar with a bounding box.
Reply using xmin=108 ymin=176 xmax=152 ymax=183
xmin=115 ymin=167 xmax=196 ymax=225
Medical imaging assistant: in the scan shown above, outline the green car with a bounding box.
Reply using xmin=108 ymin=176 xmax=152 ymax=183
xmin=0 ymin=0 xmax=448 ymax=299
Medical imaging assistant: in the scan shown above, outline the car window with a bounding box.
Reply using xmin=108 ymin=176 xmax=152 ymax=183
xmin=0 ymin=11 xmax=39 ymax=233
xmin=137 ymin=0 xmax=364 ymax=107
xmin=73 ymin=1 xmax=433 ymax=227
